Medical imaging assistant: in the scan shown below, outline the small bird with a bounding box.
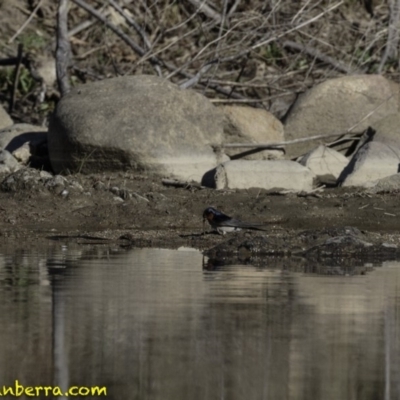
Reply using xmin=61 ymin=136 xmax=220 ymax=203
xmin=202 ymin=207 xmax=267 ymax=235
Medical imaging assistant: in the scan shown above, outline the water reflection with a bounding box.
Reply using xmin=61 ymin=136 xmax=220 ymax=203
xmin=0 ymin=245 xmax=399 ymax=399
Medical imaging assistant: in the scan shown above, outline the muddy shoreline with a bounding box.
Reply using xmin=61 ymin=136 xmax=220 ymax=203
xmin=0 ymin=169 xmax=399 ymax=263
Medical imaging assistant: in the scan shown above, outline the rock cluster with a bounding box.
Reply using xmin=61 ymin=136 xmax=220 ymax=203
xmin=1 ymin=73 xmax=400 ymax=192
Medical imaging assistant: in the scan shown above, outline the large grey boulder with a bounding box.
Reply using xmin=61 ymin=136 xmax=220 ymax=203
xmin=366 ymin=174 xmax=400 ymax=193
xmin=369 ymin=113 xmax=400 ymax=154
xmin=220 ymin=105 xmax=284 ymax=160
xmin=0 ymin=149 xmax=21 ymax=174
xmin=299 ymin=145 xmax=349 ymax=185
xmin=284 ymin=75 xmax=400 ymax=158
xmin=0 ymin=105 xmax=13 ymax=130
xmin=339 ymin=142 xmax=400 ymax=187
xmin=339 ymin=113 xmax=400 ymax=187
xmin=48 ymin=75 xmax=225 ymax=181
xmin=0 ymin=124 xmax=47 ymax=162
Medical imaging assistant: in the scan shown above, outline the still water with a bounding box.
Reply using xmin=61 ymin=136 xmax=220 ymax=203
xmin=0 ymin=243 xmax=400 ymax=400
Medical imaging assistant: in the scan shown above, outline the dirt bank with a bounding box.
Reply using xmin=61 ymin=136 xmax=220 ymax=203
xmin=0 ymin=168 xmax=399 ymax=256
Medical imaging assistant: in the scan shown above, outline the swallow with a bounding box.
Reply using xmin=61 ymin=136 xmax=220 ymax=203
xmin=202 ymin=207 xmax=267 ymax=235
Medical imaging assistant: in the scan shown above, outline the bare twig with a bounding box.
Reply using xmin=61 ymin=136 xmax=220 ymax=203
xmin=283 ymin=40 xmax=358 ymax=74
xmin=0 ymin=57 xmax=26 ymax=67
xmin=165 ymin=0 xmax=208 ymax=33
xmin=205 ymin=0 xmax=229 ymax=93
xmin=72 ymin=0 xmax=246 ymax=100
xmin=227 ymin=55 xmax=251 ymax=98
xmin=215 ymin=0 xmax=229 ymax=57
xmin=363 ymin=0 xmax=375 ymax=16
xmin=108 ymin=0 xmax=162 ymax=76
xmin=327 ymin=136 xmax=361 ymax=147
xmin=162 ymin=178 xmax=206 ymax=190
xmin=68 ymin=0 xmax=134 ymax=37
xmin=210 ymin=96 xmax=284 ymax=104
xmin=75 ymin=45 xmax=106 ymax=60
xmin=291 ymin=0 xmax=314 ymax=24
xmin=227 ymin=0 xmax=241 ymax=17
xmin=165 ymin=16 xmax=256 ymax=81
xmin=68 ymin=3 xmax=110 ymax=37
xmin=179 ymin=60 xmax=217 ymax=89
xmin=166 ymin=1 xmax=344 ymax=86
xmin=205 ymin=68 xmax=309 ymax=87
xmin=8 ymin=0 xmax=45 ymax=44
xmin=378 ymin=0 xmax=400 ymax=72
xmin=251 ymin=0 xmax=344 ymax=50
xmin=71 ymin=0 xmax=145 ymax=57
xmin=71 ymin=0 xmax=163 ymax=75
xmin=104 ymin=31 xmax=122 ymax=76
xmin=220 ymin=1 xmax=344 ymax=64
xmin=350 ymin=21 xmax=380 ymax=71
xmin=180 ymin=70 xmax=248 ymax=100
xmin=72 ymin=66 xmax=105 ymax=80
xmin=108 ymin=0 xmax=151 ymax=50
xmin=9 ymin=44 xmax=24 ymax=114
xmin=223 ymin=132 xmax=345 ymax=149
xmin=56 ymin=0 xmax=72 ymax=96
xmin=186 ymin=0 xmax=222 ymax=23
xmin=137 ymin=24 xmax=205 ymax=65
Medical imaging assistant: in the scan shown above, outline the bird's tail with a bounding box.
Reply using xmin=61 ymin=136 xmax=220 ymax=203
xmin=236 ymin=222 xmax=269 ymax=231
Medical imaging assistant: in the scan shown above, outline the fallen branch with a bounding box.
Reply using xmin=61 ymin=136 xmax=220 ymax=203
xmin=223 ymin=132 xmax=343 ymax=149
xmin=210 ymin=97 xmax=276 ymax=104
xmin=162 ymin=178 xmax=206 ymax=190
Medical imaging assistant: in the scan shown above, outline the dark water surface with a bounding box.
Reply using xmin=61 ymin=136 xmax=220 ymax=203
xmin=0 ymin=244 xmax=400 ymax=400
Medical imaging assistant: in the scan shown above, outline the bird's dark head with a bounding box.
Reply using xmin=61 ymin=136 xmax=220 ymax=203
xmin=203 ymin=207 xmax=218 ymax=222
